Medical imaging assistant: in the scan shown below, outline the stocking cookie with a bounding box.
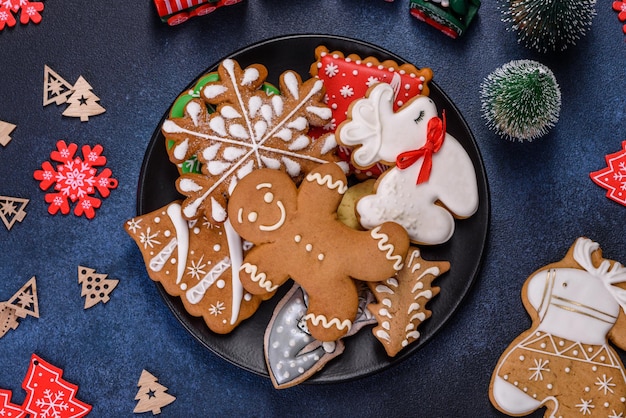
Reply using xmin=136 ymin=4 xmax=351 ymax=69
xmin=227 ymin=162 xmax=410 ymax=341
xmin=125 ymin=201 xmax=264 ymax=334
xmin=338 ymin=82 xmax=479 ymax=245
xmin=490 ymin=237 xmax=626 ymax=417
xmin=162 ymin=58 xmax=340 ymax=222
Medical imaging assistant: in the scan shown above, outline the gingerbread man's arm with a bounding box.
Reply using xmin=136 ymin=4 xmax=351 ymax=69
xmin=343 ymin=221 xmax=411 ymax=283
xmin=239 ymin=245 xmax=290 ymax=297
xmin=298 ymin=163 xmax=348 ymax=216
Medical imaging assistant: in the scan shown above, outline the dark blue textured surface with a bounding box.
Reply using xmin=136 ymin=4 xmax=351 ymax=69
xmin=0 ymin=1 xmax=624 ymax=417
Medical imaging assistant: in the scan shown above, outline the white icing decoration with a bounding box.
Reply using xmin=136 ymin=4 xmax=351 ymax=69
xmin=283 ymin=72 xmax=300 ymax=99
xmin=224 ymin=219 xmax=245 ymax=325
xmin=186 ymin=257 xmax=231 ymax=304
xmin=241 ymin=262 xmax=278 ymax=292
xmin=261 ymin=155 xmax=281 ymax=169
xmin=202 ymin=143 xmax=221 ymax=161
xmin=220 ymin=105 xmax=241 ymax=119
xmin=186 ymin=101 xmax=202 ymax=126
xmin=173 ymin=138 xmax=189 ymax=161
xmin=211 ymin=197 xmax=227 ymax=222
xmin=275 ymin=128 xmax=292 ymax=141
xmin=370 ymin=226 xmax=404 ymax=271
xmin=288 ymin=135 xmax=310 ymax=151
xmin=242 ymin=67 xmax=260 ymax=86
xmin=248 ymin=96 xmax=262 ymax=117
xmin=228 ymin=123 xmax=249 ymax=139
xmin=306 ymin=105 xmax=332 ymax=120
xmin=271 ymin=95 xmax=283 ymax=117
xmin=149 ymin=238 xmax=177 ymax=272
xmin=303 ymin=313 xmax=352 ymax=332
xmin=166 ymin=203 xmax=190 ymax=285
xmin=203 ymin=84 xmax=228 ymax=99
xmin=178 ymin=178 xmax=203 ymax=192
xmin=207 ymin=160 xmax=231 ymax=175
xmin=282 ymin=157 xmax=301 ymax=177
xmin=223 ymin=146 xmax=247 ymax=161
xmin=209 ymin=117 xmax=227 ymax=137
xmin=287 ymin=117 xmax=307 ymax=131
xmin=305 ymin=171 xmax=348 ymax=194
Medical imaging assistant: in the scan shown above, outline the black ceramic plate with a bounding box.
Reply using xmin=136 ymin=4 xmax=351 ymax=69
xmin=137 ymin=34 xmax=489 ymax=383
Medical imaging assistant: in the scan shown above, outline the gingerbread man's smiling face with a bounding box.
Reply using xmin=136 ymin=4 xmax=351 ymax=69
xmin=228 ymin=169 xmax=297 ymax=243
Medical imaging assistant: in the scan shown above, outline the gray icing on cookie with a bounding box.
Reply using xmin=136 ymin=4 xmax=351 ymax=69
xmin=265 ymin=283 xmax=376 ymax=388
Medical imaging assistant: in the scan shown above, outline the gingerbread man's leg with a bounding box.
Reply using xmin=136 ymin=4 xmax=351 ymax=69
xmin=302 ymin=276 xmax=360 ymax=342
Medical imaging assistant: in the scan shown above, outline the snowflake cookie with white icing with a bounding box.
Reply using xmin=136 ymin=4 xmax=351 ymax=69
xmin=490 ymin=237 xmax=626 ymax=417
xmin=161 ymin=58 xmax=340 ymax=223
xmin=227 ymin=162 xmax=410 ymax=342
xmin=125 ymin=201 xmax=265 ymax=334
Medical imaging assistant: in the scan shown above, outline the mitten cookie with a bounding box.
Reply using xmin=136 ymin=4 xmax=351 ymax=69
xmin=490 ymin=237 xmax=626 ymax=417
xmin=227 ymin=162 xmax=410 ymax=341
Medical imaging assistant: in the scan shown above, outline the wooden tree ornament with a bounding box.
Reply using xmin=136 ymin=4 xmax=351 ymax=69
xmin=133 ymin=370 xmax=176 ymax=415
xmin=78 ymin=266 xmax=118 ymax=309
xmin=0 ymin=195 xmax=29 ymax=230
xmin=43 ymin=65 xmax=74 ymax=106
xmin=0 ymin=120 xmax=16 ymax=146
xmin=0 ymin=276 xmax=39 ymax=339
xmin=62 ymin=76 xmax=105 ymax=122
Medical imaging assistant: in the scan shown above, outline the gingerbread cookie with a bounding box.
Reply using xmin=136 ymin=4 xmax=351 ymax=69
xmin=161 ymin=58 xmax=340 ymax=223
xmin=368 ymin=247 xmax=449 ymax=357
xmin=227 ymin=162 xmax=410 ymax=341
xmin=309 ymin=45 xmax=433 ymax=177
xmin=338 ymin=82 xmax=479 ymax=245
xmin=264 ymin=282 xmax=376 ymax=389
xmin=490 ymin=237 xmax=626 ymax=417
xmin=125 ymin=201 xmax=264 ymax=334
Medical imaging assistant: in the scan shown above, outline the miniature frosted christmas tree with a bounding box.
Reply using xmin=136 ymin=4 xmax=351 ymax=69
xmin=480 ymin=60 xmax=561 ymax=142
xmin=501 ymin=0 xmax=596 ymax=52
xmin=78 ymin=266 xmax=119 ymax=309
xmin=62 ymin=76 xmax=105 ymax=122
xmin=133 ymin=370 xmax=176 ymax=415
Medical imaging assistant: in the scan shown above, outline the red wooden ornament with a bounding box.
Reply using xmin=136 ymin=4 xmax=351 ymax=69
xmin=590 ymin=140 xmax=626 ymax=206
xmin=21 ymin=354 xmax=92 ymax=418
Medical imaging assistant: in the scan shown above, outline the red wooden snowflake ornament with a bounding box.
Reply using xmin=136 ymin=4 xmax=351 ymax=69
xmin=21 ymin=354 xmax=91 ymax=418
xmin=0 ymin=0 xmax=44 ymax=31
xmin=613 ymin=1 xmax=626 ymax=33
xmin=590 ymin=140 xmax=626 ymax=206
xmin=34 ymin=140 xmax=118 ymax=219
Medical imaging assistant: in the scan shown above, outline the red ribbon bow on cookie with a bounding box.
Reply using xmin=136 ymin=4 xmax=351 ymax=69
xmin=396 ymin=111 xmax=446 ymax=184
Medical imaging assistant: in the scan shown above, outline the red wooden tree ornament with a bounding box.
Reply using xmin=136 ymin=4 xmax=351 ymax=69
xmin=21 ymin=354 xmax=92 ymax=418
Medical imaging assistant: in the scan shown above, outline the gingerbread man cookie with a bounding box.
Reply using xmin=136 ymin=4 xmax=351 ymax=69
xmin=227 ymin=162 xmax=410 ymax=342
xmin=490 ymin=237 xmax=626 ymax=417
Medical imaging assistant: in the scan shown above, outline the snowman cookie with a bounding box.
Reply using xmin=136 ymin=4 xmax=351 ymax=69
xmin=227 ymin=162 xmax=410 ymax=342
